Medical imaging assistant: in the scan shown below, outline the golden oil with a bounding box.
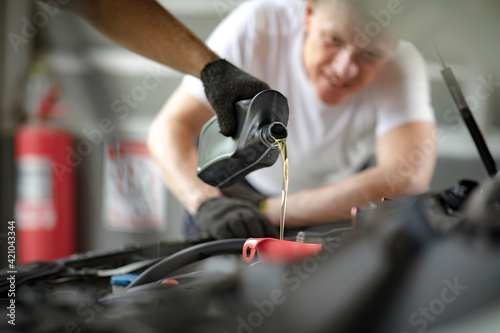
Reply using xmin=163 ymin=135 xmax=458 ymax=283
xmin=274 ymin=138 xmax=288 ymax=240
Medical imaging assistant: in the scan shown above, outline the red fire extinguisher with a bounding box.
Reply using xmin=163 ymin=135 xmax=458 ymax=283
xmin=14 ymin=83 xmax=76 ymax=264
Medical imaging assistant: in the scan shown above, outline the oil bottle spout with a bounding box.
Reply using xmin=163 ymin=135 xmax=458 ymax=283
xmin=261 ymin=121 xmax=288 ymax=148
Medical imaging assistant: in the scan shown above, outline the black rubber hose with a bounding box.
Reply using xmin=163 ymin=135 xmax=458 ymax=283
xmin=125 ymin=239 xmax=246 ymax=290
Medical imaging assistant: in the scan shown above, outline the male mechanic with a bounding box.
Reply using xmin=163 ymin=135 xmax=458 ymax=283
xmin=36 ymin=0 xmax=269 ymax=135
xmin=148 ymin=0 xmax=437 ymax=239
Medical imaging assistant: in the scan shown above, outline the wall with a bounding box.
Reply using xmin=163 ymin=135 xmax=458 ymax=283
xmin=0 ymin=0 xmax=33 ymax=268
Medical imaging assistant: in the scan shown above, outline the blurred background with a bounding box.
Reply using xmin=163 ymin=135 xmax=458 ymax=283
xmin=0 ymin=0 xmax=499 ymax=267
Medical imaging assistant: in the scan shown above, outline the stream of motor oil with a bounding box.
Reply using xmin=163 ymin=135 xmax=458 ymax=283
xmin=274 ymin=138 xmax=288 ymax=240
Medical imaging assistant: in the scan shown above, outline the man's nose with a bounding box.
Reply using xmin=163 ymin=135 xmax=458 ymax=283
xmin=331 ymin=47 xmax=359 ymax=82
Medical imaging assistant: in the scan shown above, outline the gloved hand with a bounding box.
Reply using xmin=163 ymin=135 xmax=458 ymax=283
xmin=220 ymin=183 xmax=266 ymax=207
xmin=200 ymin=59 xmax=270 ymax=137
xmin=194 ymin=197 xmax=278 ymax=239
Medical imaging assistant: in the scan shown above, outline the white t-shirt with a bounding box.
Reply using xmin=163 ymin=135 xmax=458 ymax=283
xmin=183 ymin=0 xmax=435 ymax=196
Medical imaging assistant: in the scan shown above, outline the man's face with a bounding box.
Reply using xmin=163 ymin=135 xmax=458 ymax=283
xmin=302 ymin=0 xmax=398 ymax=104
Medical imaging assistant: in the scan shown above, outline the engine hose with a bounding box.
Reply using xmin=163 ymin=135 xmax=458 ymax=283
xmin=125 ymin=238 xmax=246 ymax=290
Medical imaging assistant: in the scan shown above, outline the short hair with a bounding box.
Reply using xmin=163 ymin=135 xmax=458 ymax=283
xmin=314 ymin=0 xmax=402 ymax=39
xmin=314 ymin=0 xmax=395 ymax=22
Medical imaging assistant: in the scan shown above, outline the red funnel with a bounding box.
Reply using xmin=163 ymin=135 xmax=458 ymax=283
xmin=243 ymin=238 xmax=322 ymax=264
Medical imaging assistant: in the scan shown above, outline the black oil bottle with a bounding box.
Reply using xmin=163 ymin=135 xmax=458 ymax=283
xmin=197 ymin=89 xmax=289 ymax=188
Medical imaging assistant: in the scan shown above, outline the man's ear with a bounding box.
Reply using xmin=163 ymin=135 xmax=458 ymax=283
xmin=304 ymin=0 xmax=315 ymax=32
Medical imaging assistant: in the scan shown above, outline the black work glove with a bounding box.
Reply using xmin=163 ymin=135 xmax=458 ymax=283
xmin=200 ymin=59 xmax=270 ymax=137
xmin=194 ymin=197 xmax=278 ymax=239
xmin=220 ymin=183 xmax=266 ymax=207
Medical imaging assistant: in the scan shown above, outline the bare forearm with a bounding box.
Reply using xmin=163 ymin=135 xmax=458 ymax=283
xmin=147 ymin=88 xmax=221 ymax=214
xmin=47 ymin=0 xmax=218 ymax=77
xmin=264 ymin=166 xmax=414 ymax=228
xmin=265 ymin=122 xmax=437 ymax=227
xmin=265 ymin=122 xmax=437 ymax=228
xmin=148 ymin=122 xmax=220 ymax=214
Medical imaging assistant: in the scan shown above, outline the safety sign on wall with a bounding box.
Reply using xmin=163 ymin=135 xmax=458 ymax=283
xmin=103 ymin=139 xmax=165 ymax=232
xmin=15 ymin=156 xmax=56 ymax=230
